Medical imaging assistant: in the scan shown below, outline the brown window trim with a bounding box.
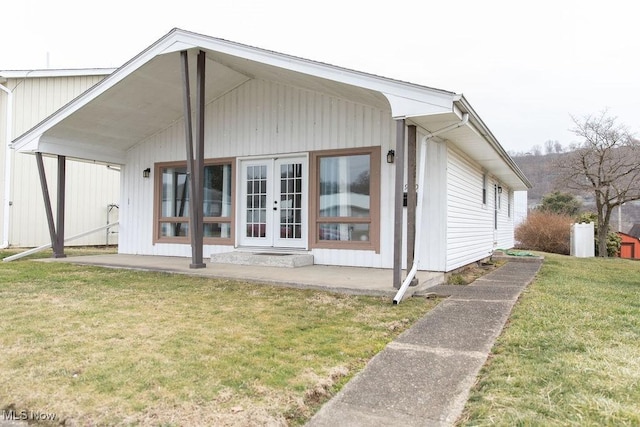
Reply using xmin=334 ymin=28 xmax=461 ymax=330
xmin=153 ymin=158 xmax=236 ymax=245
xmin=309 ymin=146 xmax=380 ymax=253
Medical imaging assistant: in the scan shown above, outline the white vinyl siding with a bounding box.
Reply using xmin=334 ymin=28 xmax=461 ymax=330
xmin=120 ymin=79 xmax=395 ymax=268
xmin=414 ymin=134 xmax=447 ymax=271
xmin=446 ymin=145 xmax=495 ymax=271
xmin=496 ymin=186 xmax=514 ymax=248
xmin=1 ymin=75 xmax=120 ymax=247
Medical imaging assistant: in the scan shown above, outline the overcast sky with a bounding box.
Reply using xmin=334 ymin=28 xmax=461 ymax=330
xmin=1 ymin=0 xmax=638 ymax=153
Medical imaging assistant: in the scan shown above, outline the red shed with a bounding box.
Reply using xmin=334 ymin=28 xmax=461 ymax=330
xmin=617 ymin=232 xmax=640 ymax=260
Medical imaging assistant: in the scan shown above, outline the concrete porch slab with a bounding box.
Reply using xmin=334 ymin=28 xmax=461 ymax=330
xmin=38 ymin=254 xmax=444 ymax=298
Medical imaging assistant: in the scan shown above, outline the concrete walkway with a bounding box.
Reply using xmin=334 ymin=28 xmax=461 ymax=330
xmin=307 ymin=258 xmax=543 ymax=427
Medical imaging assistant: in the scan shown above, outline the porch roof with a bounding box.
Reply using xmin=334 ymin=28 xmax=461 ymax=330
xmin=11 ymin=28 xmax=530 ymax=190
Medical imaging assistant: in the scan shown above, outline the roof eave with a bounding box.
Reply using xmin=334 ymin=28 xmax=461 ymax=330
xmin=455 ymin=95 xmax=532 ymax=189
xmin=13 ymin=28 xmax=460 ymax=152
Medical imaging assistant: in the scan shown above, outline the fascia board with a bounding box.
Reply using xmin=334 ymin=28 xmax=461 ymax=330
xmin=38 ymin=137 xmax=126 ymax=165
xmin=0 ymin=68 xmax=116 ymax=78
xmin=11 ymin=31 xmax=183 ymax=152
xmin=455 ymin=96 xmax=532 ymax=189
xmin=176 ymin=29 xmax=457 ymax=116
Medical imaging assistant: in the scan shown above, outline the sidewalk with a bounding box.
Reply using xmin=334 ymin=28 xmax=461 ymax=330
xmin=306 ymin=258 xmax=543 ymax=427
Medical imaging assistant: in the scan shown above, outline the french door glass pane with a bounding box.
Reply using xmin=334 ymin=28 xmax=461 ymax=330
xmin=280 ymin=163 xmax=303 ymax=239
xmin=246 ymin=165 xmax=267 ymax=238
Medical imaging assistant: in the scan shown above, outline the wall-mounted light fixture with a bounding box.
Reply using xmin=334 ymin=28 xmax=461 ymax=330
xmin=143 ymin=168 xmax=151 ymax=178
xmin=387 ymin=150 xmax=395 ymax=164
xmin=497 ymin=186 xmax=503 ymax=194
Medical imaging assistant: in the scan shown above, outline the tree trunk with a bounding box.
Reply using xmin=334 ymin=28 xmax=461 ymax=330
xmin=597 ymin=223 xmax=608 ymax=257
xmin=597 ymin=204 xmax=613 ymax=257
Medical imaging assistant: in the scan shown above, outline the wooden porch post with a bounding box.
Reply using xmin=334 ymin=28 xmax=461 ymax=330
xmin=55 ymin=155 xmax=66 ymax=258
xmin=393 ymin=119 xmax=405 ymax=289
xmin=406 ymin=125 xmax=417 ymax=275
xmin=35 ymin=152 xmax=66 ymax=258
xmin=180 ymin=50 xmax=206 ymax=269
xmin=193 ymin=50 xmax=206 ymax=268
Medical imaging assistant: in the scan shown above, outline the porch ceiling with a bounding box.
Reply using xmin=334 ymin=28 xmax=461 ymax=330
xmin=24 ymin=48 xmax=393 ymax=165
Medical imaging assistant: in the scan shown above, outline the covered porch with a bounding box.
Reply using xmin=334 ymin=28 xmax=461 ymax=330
xmin=39 ymin=253 xmax=443 ymax=297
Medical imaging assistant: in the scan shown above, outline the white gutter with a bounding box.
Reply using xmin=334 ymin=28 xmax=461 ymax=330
xmin=393 ymin=113 xmax=469 ymax=304
xmin=0 ymin=83 xmax=12 ymax=249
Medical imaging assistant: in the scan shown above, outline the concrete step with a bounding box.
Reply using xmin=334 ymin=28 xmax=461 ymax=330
xmin=210 ymin=251 xmax=314 ymax=268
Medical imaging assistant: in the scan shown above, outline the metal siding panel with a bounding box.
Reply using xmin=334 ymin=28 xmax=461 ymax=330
xmin=5 ymin=74 xmax=118 ymax=247
xmin=0 ymin=93 xmax=6 ymax=242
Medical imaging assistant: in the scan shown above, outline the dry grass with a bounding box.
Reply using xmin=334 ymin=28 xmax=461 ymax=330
xmin=446 ymin=260 xmax=504 ymax=285
xmin=458 ymin=253 xmax=640 ymax=426
xmin=0 ymin=250 xmax=437 ymax=426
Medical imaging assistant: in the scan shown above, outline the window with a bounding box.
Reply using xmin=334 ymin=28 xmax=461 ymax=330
xmin=494 ymin=184 xmax=499 ymax=230
xmin=154 ymin=159 xmax=234 ymax=244
xmin=482 ymin=172 xmax=487 ymax=205
xmin=310 ymin=147 xmax=380 ymax=251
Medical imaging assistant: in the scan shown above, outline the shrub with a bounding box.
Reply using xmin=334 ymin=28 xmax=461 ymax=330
xmin=539 ymin=191 xmax=582 ymax=216
xmin=515 ymin=211 xmax=573 ymax=254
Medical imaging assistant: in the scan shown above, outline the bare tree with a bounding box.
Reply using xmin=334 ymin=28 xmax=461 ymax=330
xmin=531 ymin=144 xmax=542 ymax=156
xmin=556 ymin=111 xmax=640 ymax=256
xmin=544 ymin=140 xmax=555 ymax=154
xmin=553 ymin=140 xmax=564 ymax=153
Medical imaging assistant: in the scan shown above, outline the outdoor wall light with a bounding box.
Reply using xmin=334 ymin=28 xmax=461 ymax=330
xmin=497 ymin=186 xmax=503 ymax=194
xmin=387 ymin=150 xmax=395 ymax=164
xmin=143 ymin=168 xmax=151 ymax=178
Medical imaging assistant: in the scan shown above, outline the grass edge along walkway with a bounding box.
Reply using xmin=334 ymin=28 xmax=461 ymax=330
xmin=458 ymin=253 xmax=640 ymax=426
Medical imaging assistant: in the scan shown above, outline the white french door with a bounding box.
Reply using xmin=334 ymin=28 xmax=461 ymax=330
xmin=239 ymin=156 xmax=307 ymax=249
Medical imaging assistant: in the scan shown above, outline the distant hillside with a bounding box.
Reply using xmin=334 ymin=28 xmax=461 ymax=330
xmin=512 ymin=152 xmax=640 ymax=233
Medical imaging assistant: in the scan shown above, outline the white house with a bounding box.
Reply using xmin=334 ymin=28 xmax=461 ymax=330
xmin=11 ymin=28 xmax=530 ymax=284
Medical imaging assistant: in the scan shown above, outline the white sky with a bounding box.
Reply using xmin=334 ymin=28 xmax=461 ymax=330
xmin=1 ymin=0 xmax=638 ymax=153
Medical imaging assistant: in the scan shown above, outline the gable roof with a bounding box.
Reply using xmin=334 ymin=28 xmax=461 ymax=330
xmin=10 ymin=28 xmax=530 ymax=190
xmin=628 ymin=223 xmax=640 ymax=239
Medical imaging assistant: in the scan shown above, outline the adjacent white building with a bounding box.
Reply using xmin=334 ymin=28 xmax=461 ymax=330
xmin=0 ymin=69 xmax=120 ymax=248
xmin=11 ymin=29 xmax=530 ymax=277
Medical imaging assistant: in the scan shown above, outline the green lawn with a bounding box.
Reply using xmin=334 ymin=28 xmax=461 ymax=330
xmin=459 ymin=253 xmax=640 ymax=426
xmin=0 ymin=249 xmax=437 ymax=426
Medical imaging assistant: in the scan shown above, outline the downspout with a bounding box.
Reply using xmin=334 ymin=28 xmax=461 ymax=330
xmin=393 ymin=113 xmax=469 ymax=304
xmin=0 ymin=82 xmax=13 ymax=249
